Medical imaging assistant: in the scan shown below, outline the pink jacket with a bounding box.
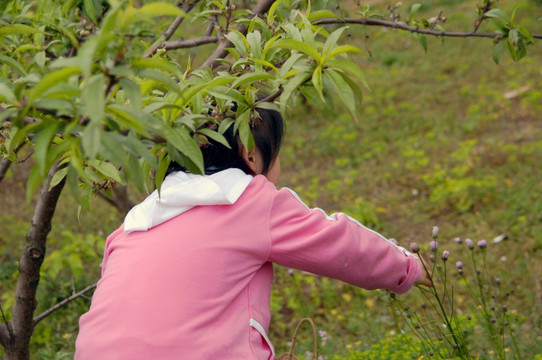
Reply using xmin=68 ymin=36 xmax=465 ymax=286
xmin=75 ymin=169 xmax=421 ymax=359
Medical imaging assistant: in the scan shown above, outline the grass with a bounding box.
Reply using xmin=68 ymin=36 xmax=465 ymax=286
xmin=1 ymin=0 xmax=542 ymax=358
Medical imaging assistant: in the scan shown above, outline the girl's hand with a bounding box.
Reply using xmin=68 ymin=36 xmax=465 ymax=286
xmin=415 ymin=256 xmax=433 ymax=287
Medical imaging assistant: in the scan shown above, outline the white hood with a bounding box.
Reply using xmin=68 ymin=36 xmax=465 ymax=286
xmin=124 ymin=168 xmax=253 ymax=233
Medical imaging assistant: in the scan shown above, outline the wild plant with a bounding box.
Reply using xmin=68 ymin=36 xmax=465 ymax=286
xmin=391 ymin=227 xmax=522 ymax=359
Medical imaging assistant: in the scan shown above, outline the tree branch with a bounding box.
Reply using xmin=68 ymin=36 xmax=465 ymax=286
xmin=143 ymin=0 xmax=201 ymax=58
xmin=8 ymin=162 xmax=66 ymax=358
xmin=0 ymin=302 xmax=14 ymax=351
xmin=33 ymin=283 xmax=97 ymax=327
xmin=160 ymin=35 xmax=219 ymax=51
xmin=315 ymin=17 xmax=542 ymax=40
xmin=0 ymin=158 xmax=12 ymax=184
xmin=199 ymin=0 xmax=276 ymax=70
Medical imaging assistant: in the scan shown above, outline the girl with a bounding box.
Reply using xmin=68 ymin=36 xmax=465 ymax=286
xmin=75 ymin=106 xmax=431 ymax=360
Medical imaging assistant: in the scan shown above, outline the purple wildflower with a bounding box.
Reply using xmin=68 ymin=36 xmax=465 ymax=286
xmin=288 ymin=269 xmax=294 ymax=276
xmin=456 ymin=261 xmax=463 ymax=269
xmin=495 ymin=277 xmax=501 ymax=286
xmin=454 ymin=237 xmax=462 ymax=244
xmin=477 ymin=239 xmax=487 ymax=249
xmin=432 ymin=226 xmax=439 ymax=239
xmin=430 ymin=240 xmax=438 ymax=251
xmin=410 ymin=242 xmax=420 ymax=253
xmin=465 ymin=238 xmax=474 ymax=250
xmin=441 ymin=250 xmax=450 ymax=261
xmin=430 ymin=253 xmax=435 ymax=262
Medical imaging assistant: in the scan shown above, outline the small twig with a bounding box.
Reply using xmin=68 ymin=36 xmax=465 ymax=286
xmin=255 ymin=86 xmax=283 ymax=104
xmin=33 ymin=283 xmax=97 ymax=327
xmin=143 ymin=0 xmax=201 ymax=58
xmin=0 ymin=302 xmax=14 ymax=350
xmin=198 ymin=0 xmax=276 ymax=70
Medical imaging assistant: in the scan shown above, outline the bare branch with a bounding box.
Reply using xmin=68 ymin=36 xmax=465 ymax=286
xmin=0 ymin=302 xmax=14 ymax=351
xmin=0 ymin=158 xmax=12 ymax=184
xmin=9 ymin=162 xmax=66 ymax=358
xmin=256 ymin=86 xmax=283 ymax=105
xmin=315 ymin=17 xmax=542 ymax=40
xmin=96 ymin=184 xmax=134 ymax=215
xmin=143 ymin=0 xmax=201 ymax=58
xmin=33 ymin=283 xmax=97 ymax=327
xmin=199 ymin=0 xmax=276 ymax=70
xmin=160 ymin=35 xmax=219 ymax=51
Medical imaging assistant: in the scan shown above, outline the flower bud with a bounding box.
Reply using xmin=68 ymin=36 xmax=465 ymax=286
xmin=477 ymin=239 xmax=487 ymax=249
xmin=465 ymin=238 xmax=474 ymax=249
xmin=410 ymin=242 xmax=420 ymax=253
xmin=456 ymin=261 xmax=463 ymax=269
xmin=432 ymin=226 xmax=439 ymax=239
xmin=495 ymin=277 xmax=501 ymax=286
xmin=430 ymin=240 xmax=438 ymax=251
xmin=442 ymin=250 xmax=450 ymax=261
xmin=453 ymin=237 xmax=462 ymax=244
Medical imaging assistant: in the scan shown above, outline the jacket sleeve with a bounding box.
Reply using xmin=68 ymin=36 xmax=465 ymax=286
xmin=267 ymin=187 xmax=421 ymax=294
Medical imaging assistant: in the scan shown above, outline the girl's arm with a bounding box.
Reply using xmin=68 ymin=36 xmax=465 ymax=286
xmin=267 ymin=187 xmax=422 ymax=294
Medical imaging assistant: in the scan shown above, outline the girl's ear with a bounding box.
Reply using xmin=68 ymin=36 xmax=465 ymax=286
xmin=241 ymin=146 xmax=263 ymax=175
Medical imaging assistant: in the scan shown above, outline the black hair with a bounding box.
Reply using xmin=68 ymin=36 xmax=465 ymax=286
xmin=168 ymin=106 xmax=284 ymax=176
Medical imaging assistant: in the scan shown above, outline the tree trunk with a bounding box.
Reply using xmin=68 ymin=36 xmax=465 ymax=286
xmin=2 ymin=164 xmax=66 ymax=360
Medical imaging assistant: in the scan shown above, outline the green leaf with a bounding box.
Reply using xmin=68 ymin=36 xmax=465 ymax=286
xmin=27 ymin=67 xmax=81 ymax=106
xmin=327 ymin=45 xmax=365 ymax=61
xmin=82 ymin=121 xmax=103 ymax=158
xmin=49 ymin=167 xmax=69 ymax=191
xmin=198 ymin=128 xmax=231 ymax=149
xmin=34 ymin=51 xmax=46 ymax=68
xmin=155 ymin=152 xmax=170 ymax=193
xmin=26 ymin=165 xmax=42 ymax=202
xmin=0 ymin=54 xmax=27 ymax=76
xmin=326 ymin=59 xmax=369 ymax=90
xmin=409 ymin=4 xmax=422 ymax=19
xmin=106 ymin=104 xmax=149 ymax=136
xmin=269 ymin=39 xmax=322 ymax=64
xmin=255 ymin=101 xmax=280 ymax=112
xmin=165 ymin=127 xmax=204 ymax=173
xmin=414 ymin=33 xmax=428 ymax=53
xmin=0 ymin=83 xmax=16 ymax=103
xmin=110 ymin=133 xmax=157 ymax=168
xmin=132 ymin=58 xmax=184 ymax=79
xmin=237 ymin=110 xmax=254 ymax=152
xmin=218 ymin=117 xmax=235 ymax=134
xmin=232 ymin=72 xmax=274 ymax=89
xmin=308 ymin=9 xmax=339 ymax=22
xmin=33 ymin=122 xmax=60 ymax=176
xmin=83 ymin=74 xmax=106 ymax=124
xmin=0 ymin=24 xmax=42 ymax=35
xmin=485 ymin=9 xmax=510 ymax=23
xmin=137 ymin=68 xmax=182 ymax=94
xmin=205 ymin=87 xmax=247 ymax=106
xmin=323 ymin=27 xmax=348 ymax=59
xmin=225 ymin=30 xmax=249 ymax=55
xmin=119 ymin=78 xmax=142 ymax=112
xmin=246 ymin=31 xmax=262 ymax=60
xmin=311 ymin=66 xmax=325 ymax=103
xmin=280 ymin=70 xmax=312 ymax=114
xmin=325 ymin=68 xmax=357 ymax=118
xmin=84 ymin=0 xmax=99 ymax=24
xmin=267 ymin=0 xmax=283 ymax=26
xmin=87 ymin=159 xmax=125 ymax=184
xmin=137 ymin=2 xmax=187 ymax=17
